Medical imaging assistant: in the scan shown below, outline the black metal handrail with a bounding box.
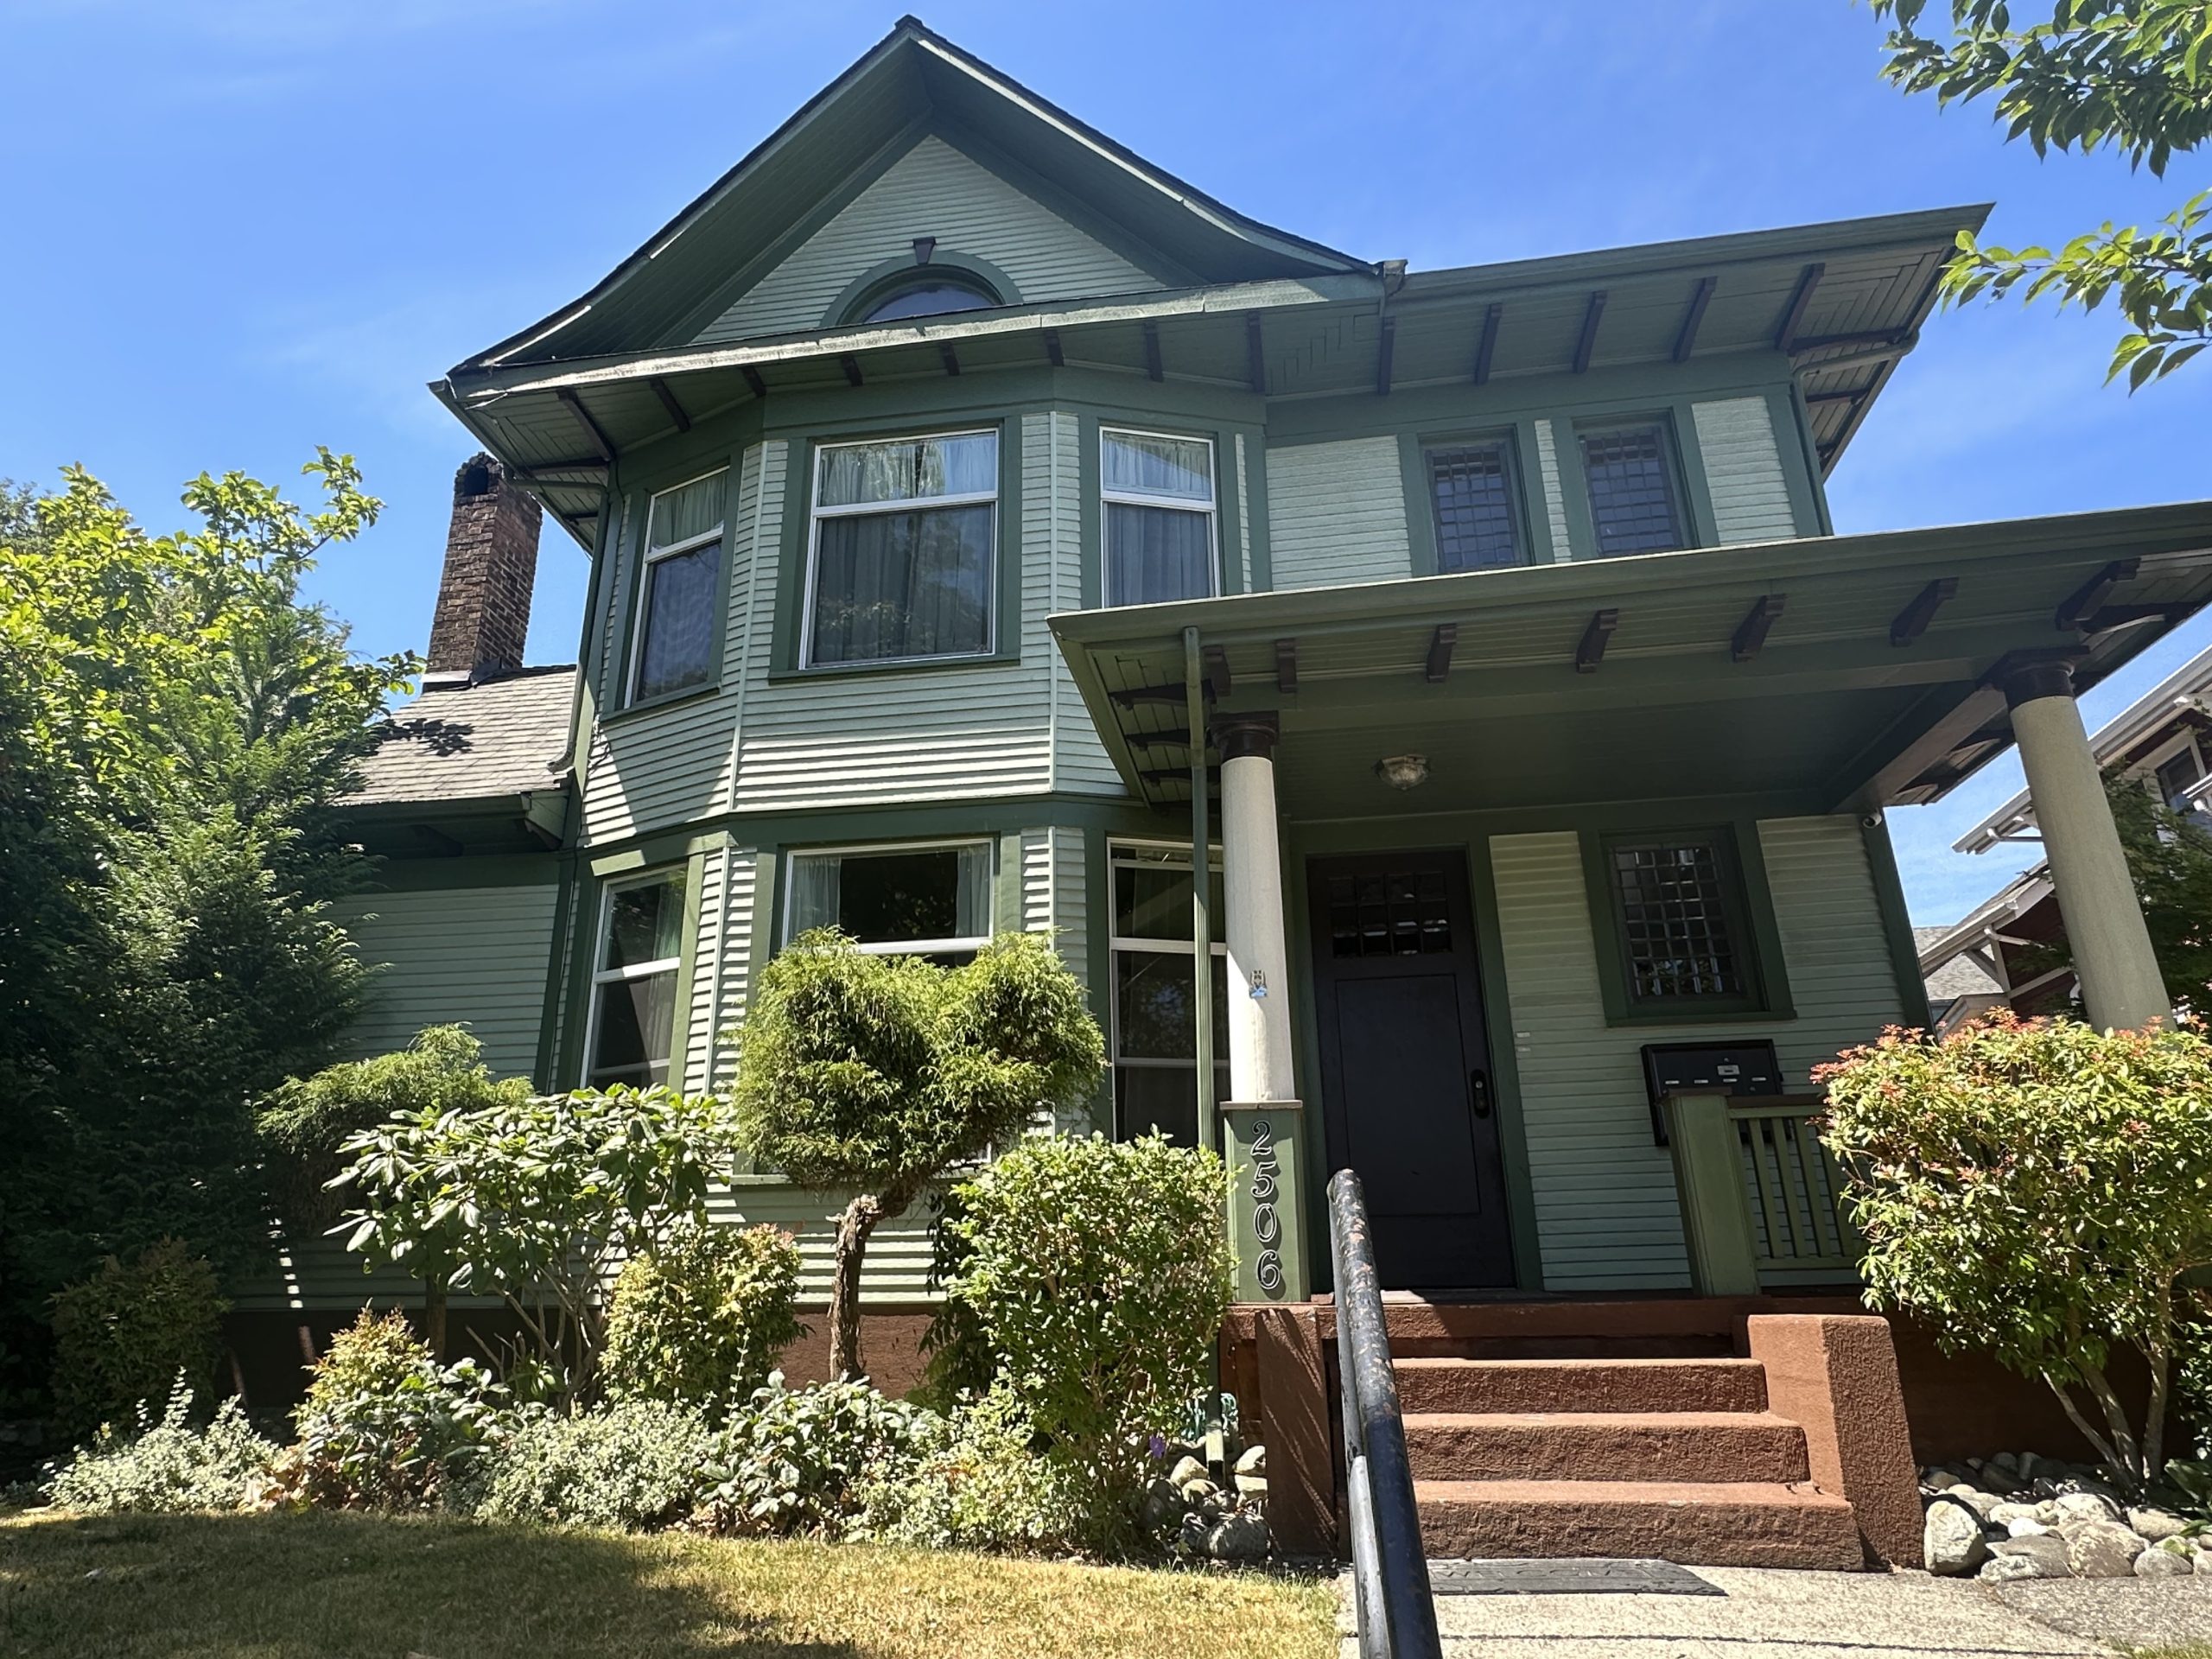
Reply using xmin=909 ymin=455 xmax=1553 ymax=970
xmin=1328 ymin=1168 xmax=1442 ymax=1659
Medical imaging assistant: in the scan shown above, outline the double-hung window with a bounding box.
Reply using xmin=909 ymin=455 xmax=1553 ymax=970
xmin=1109 ymin=842 xmax=1229 ymax=1148
xmin=786 ymin=840 xmax=994 ymax=963
xmin=586 ymin=869 xmax=688 ymax=1088
xmin=2152 ymin=740 xmax=2206 ymax=814
xmin=1579 ymin=422 xmax=1687 ymax=556
xmin=1102 ymin=429 xmax=1217 ymax=607
xmin=630 ymin=471 xmax=725 ymax=702
xmin=1425 ymin=437 xmax=1524 ymax=570
xmin=805 ymin=430 xmax=998 ymax=667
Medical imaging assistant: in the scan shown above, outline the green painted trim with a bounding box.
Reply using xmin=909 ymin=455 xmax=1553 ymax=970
xmin=1465 ymin=830 xmax=1547 ymax=1290
xmin=672 ymin=847 xmax=709 ymax=1082
xmin=601 ymin=682 xmax=722 ymax=726
xmin=1861 ymin=811 xmax=1935 ymax=1031
xmin=1244 ymin=432 xmax=1273 ymax=593
xmin=1398 ymin=431 xmax=1440 ymax=579
xmin=1074 ymin=407 xmax=1260 ymax=607
xmin=559 ymin=855 xmax=704 ymax=1093
xmin=1765 ymin=383 xmax=1826 ymax=539
xmin=361 ymin=853 xmax=561 ymax=893
xmin=1514 ymin=416 xmax=1559 ymax=565
xmin=1396 ymin=423 xmax=1541 ymax=578
xmin=607 ymin=456 xmax=744 ymax=715
xmin=770 ymin=414 xmax=1024 ymax=675
xmin=821 ymin=249 xmax=1026 ymax=330
xmin=533 ymin=852 xmax=577 ymax=1091
xmin=1578 ymin=819 xmax=1796 ymax=1027
xmin=1664 ymin=1090 xmax=1764 ymax=1295
xmin=1079 ymin=823 xmax=1114 ymax=1135
xmin=589 ymin=828 xmax=733 ymax=878
xmin=1667 ymin=397 xmax=1721 ymax=550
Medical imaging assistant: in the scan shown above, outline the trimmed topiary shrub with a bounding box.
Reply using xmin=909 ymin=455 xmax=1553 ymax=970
xmin=927 ymin=1134 xmax=1230 ymax=1545
xmin=45 ymin=1376 xmax=276 ymax=1514
xmin=1821 ymin=1011 xmax=2212 ymax=1495
xmin=473 ymin=1400 xmax=714 ymax=1531
xmin=695 ymin=1374 xmax=938 ymax=1538
xmin=48 ymin=1239 xmax=227 ymax=1441
xmin=600 ymin=1222 xmax=807 ymax=1421
xmin=282 ymin=1310 xmax=506 ymax=1511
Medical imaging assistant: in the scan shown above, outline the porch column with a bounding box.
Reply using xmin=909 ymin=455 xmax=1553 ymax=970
xmin=1215 ymin=713 xmax=1296 ymax=1100
xmin=2002 ymin=659 xmax=2170 ymax=1031
xmin=1214 ymin=712 xmax=1309 ymax=1303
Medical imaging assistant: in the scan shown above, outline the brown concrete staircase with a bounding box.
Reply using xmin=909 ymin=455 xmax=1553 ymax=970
xmin=1383 ymin=1304 xmax=1869 ymax=1569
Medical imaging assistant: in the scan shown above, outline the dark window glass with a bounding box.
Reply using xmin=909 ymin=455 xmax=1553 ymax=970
xmin=1107 ymin=504 xmax=1212 ymax=605
xmin=1113 ymin=1064 xmax=1232 ymax=1149
xmin=604 ymin=876 xmax=684 ymax=970
xmin=834 ymin=849 xmax=962 ymax=943
xmin=1609 ymin=839 xmax=1745 ymax=1001
xmin=633 ymin=541 xmax=721 ymax=700
xmin=859 ymin=280 xmax=998 ymax=323
xmin=810 ymin=505 xmax=993 ymax=664
xmin=1325 ymin=868 xmax=1452 ymax=959
xmin=1427 ymin=442 xmax=1522 ymax=570
xmin=588 ymin=976 xmax=677 ymax=1086
xmin=1113 ymin=857 xmax=1226 ymax=940
xmin=1580 ymin=424 xmax=1686 ymax=556
xmin=2155 ymin=747 xmax=2203 ymax=812
xmin=589 ymin=871 xmax=686 ymax=1088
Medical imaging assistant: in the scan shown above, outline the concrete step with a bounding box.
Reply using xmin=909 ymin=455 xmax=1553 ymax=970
xmin=1403 ymin=1410 xmax=1809 ymax=1484
xmin=1414 ymin=1478 xmax=1864 ymax=1570
xmin=1393 ymin=1356 xmax=1769 ymax=1415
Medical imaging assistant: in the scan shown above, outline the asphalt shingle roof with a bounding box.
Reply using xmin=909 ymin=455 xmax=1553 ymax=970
xmin=352 ymin=665 xmax=576 ymax=807
xmin=1914 ymin=924 xmax=2003 ymax=1001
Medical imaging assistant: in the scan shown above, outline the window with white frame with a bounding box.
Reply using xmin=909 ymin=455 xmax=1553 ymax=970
xmin=1109 ymin=842 xmax=1228 ymax=1148
xmin=805 ymin=430 xmax=998 ymax=667
xmin=786 ymin=840 xmax=994 ymax=962
xmin=630 ymin=471 xmax=726 ymax=703
xmin=2148 ymin=737 xmax=2207 ymax=814
xmin=586 ymin=869 xmax=688 ymax=1088
xmin=1102 ymin=428 xmax=1217 ymax=607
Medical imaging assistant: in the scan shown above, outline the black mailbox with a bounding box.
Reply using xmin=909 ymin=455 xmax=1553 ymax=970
xmin=1640 ymin=1039 xmax=1785 ymax=1145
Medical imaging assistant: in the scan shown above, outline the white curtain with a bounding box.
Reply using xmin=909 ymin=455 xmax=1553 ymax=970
xmin=650 ymin=470 xmax=727 ymax=550
xmin=1103 ymin=431 xmax=1211 ymax=502
xmin=788 ymin=855 xmax=842 ymax=935
xmin=820 ymin=432 xmax=996 ymax=509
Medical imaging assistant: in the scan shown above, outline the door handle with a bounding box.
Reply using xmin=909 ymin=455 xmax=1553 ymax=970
xmin=1469 ymin=1069 xmax=1493 ymax=1119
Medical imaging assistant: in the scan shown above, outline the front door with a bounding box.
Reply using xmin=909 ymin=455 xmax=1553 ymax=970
xmin=1306 ymin=850 xmax=1514 ymax=1288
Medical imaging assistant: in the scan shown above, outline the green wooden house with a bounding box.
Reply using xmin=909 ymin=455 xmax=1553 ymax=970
xmin=282 ymin=18 xmax=2212 ymax=1565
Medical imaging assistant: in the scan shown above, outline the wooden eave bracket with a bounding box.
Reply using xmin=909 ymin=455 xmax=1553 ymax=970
xmin=1673 ymin=276 xmax=1715 ymax=363
xmin=1274 ymin=638 xmax=1298 ymax=694
xmin=1425 ymin=624 xmax=1458 ymax=683
xmin=1890 ymin=577 xmax=1957 ymax=647
xmin=1731 ymin=594 xmax=1785 ymax=663
xmin=1202 ymin=644 xmax=1232 ymax=700
xmin=1575 ymin=608 xmax=1619 ymax=673
xmin=1109 ymin=683 xmax=1189 ymax=708
xmin=2055 ymin=558 xmax=2142 ymax=631
xmin=556 ymin=389 xmax=616 ymax=461
xmin=1573 ymin=290 xmax=1607 ymax=374
xmin=1774 ymin=263 xmax=1827 ymax=353
xmin=650 ymin=378 xmax=691 ymax=433
xmin=1143 ymin=321 xmax=1164 ymax=383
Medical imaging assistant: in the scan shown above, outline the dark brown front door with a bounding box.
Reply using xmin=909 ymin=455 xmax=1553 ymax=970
xmin=1307 ymin=850 xmax=1514 ymax=1288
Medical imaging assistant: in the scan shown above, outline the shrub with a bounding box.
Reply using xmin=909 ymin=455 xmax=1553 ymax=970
xmin=1820 ymin=1011 xmax=2212 ymax=1493
xmin=48 ymin=1240 xmax=228 ymax=1440
xmin=473 ymin=1400 xmax=714 ymax=1530
xmin=727 ymin=930 xmax=1104 ymax=1379
xmin=45 ymin=1376 xmax=276 ymax=1514
xmin=928 ymin=1134 xmax=1230 ymax=1544
xmin=695 ymin=1374 xmax=937 ymax=1538
xmin=601 ymin=1223 xmax=807 ymax=1421
xmin=854 ymin=1384 xmax=1082 ymax=1552
xmin=283 ymin=1310 xmax=506 ymax=1510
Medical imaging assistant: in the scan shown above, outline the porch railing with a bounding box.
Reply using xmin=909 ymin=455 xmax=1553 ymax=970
xmin=1327 ymin=1168 xmax=1441 ymax=1659
xmin=1664 ymin=1091 xmax=1859 ymax=1294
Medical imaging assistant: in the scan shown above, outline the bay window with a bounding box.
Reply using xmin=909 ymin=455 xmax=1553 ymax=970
xmin=586 ymin=869 xmax=688 ymax=1088
xmin=786 ymin=840 xmax=994 ymax=962
xmin=1109 ymin=842 xmax=1228 ymax=1147
xmin=1102 ymin=428 xmax=1217 ymax=607
xmin=630 ymin=471 xmax=725 ymax=702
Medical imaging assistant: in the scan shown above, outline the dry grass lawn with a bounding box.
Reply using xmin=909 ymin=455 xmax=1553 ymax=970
xmin=0 ymin=1509 xmax=1337 ymax=1659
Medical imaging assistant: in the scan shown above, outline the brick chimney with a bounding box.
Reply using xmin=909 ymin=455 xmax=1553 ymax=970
xmin=424 ymin=453 xmax=541 ymax=685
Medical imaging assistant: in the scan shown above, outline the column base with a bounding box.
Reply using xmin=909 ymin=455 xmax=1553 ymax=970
xmin=1221 ymin=1099 xmax=1307 ymax=1302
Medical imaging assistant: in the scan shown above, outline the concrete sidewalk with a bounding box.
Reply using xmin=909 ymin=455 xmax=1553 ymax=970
xmin=1338 ymin=1565 xmax=2211 ymax=1657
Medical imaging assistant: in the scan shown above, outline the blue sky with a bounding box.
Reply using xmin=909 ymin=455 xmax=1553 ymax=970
xmin=5 ymin=0 xmax=2207 ymax=924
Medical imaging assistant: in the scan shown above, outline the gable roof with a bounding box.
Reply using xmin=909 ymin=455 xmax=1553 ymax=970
xmin=459 ymin=16 xmax=1367 ymax=373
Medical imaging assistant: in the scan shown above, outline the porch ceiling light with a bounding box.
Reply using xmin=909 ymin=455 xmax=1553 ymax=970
xmin=1375 ymin=753 xmax=1430 ymax=791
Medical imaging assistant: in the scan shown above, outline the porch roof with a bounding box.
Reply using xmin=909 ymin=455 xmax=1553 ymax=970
xmin=1047 ymin=502 xmax=2212 ymax=819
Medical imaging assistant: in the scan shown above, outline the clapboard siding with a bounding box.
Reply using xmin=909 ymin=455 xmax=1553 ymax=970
xmin=1052 ymin=825 xmax=1089 ymax=988
xmin=1265 ymin=437 xmax=1412 ymax=589
xmin=733 ymin=432 xmax=1060 ymax=810
xmin=1534 ymin=419 xmax=1573 ymax=563
xmin=712 ymin=1185 xmax=940 ymax=1306
xmin=1489 ymin=818 xmax=1901 ymax=1291
xmin=1046 ymin=410 xmax=1123 ymax=794
xmin=1694 ymin=397 xmax=1800 ymax=544
xmin=696 ymin=136 xmax=1156 ymax=346
xmin=335 ymin=882 xmax=558 ymax=1080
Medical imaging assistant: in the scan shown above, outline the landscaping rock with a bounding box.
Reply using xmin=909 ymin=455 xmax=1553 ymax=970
xmin=1167 ymin=1456 xmax=1207 ymax=1491
xmin=1986 ymin=1535 xmax=2073 ymax=1580
xmin=1923 ymin=1466 xmax=1972 ymax=1492
xmin=1180 ymin=1478 xmax=1221 ymax=1507
xmin=2127 ymin=1507 xmax=2189 ymax=1543
xmin=1980 ymin=1551 xmax=2049 ymax=1583
xmin=1233 ymin=1443 xmax=1267 ymax=1498
xmin=1986 ymin=1452 xmax=2022 ymax=1484
xmin=2005 ymin=1517 xmax=2052 ymax=1538
xmin=1925 ymin=1500 xmax=1990 ymax=1576
xmin=1205 ymin=1511 xmax=1269 ymax=1563
xmin=2063 ymin=1520 xmax=2149 ymax=1579
xmin=1177 ymin=1510 xmax=1210 ymax=1555
xmin=2052 ymin=1491 xmax=2123 ymax=1526
xmin=2135 ymin=1541 xmax=2195 ymax=1578
xmin=2197 ymin=1548 xmax=2212 ymax=1577
xmin=1989 ymin=1502 xmax=2041 ymax=1528
xmin=1141 ymin=1478 xmax=1184 ymax=1533
xmin=1952 ymin=1487 xmax=2005 ymax=1521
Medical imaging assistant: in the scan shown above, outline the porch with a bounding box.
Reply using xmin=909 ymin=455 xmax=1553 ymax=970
xmin=1052 ymin=502 xmax=2212 ymax=1306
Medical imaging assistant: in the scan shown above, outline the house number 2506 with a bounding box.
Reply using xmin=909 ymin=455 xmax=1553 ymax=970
xmin=1249 ymin=1118 xmax=1284 ymax=1295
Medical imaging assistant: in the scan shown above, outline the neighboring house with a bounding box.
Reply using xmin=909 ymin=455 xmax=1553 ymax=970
xmin=255 ymin=20 xmax=2212 ymax=1563
xmin=1919 ymin=644 xmax=2212 ymax=1023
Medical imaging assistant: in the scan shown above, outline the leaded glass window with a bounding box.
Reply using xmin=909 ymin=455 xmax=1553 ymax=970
xmin=1426 ymin=439 xmax=1522 ymax=571
xmin=1580 ymin=423 xmax=1686 ymax=556
xmin=1608 ymin=837 xmax=1745 ymax=1002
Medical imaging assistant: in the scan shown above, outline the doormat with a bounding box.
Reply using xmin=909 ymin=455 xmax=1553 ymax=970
xmin=1427 ymin=1558 xmax=1724 ymax=1596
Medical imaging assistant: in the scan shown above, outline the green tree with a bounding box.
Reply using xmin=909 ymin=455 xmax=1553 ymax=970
xmin=257 ymin=1026 xmax=534 ymax=1355
xmin=337 ymin=1084 xmax=739 ymax=1402
xmin=1873 ymin=0 xmax=2212 ymax=385
xmin=0 ymin=457 xmax=410 ymax=1402
xmin=726 ymin=930 xmax=1104 ymax=1382
xmin=1820 ymin=1013 xmax=2212 ymax=1491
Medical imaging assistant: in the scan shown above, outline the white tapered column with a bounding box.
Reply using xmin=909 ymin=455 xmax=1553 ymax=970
xmin=2004 ymin=659 xmax=2170 ymax=1031
xmin=1216 ymin=713 xmax=1297 ymax=1102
